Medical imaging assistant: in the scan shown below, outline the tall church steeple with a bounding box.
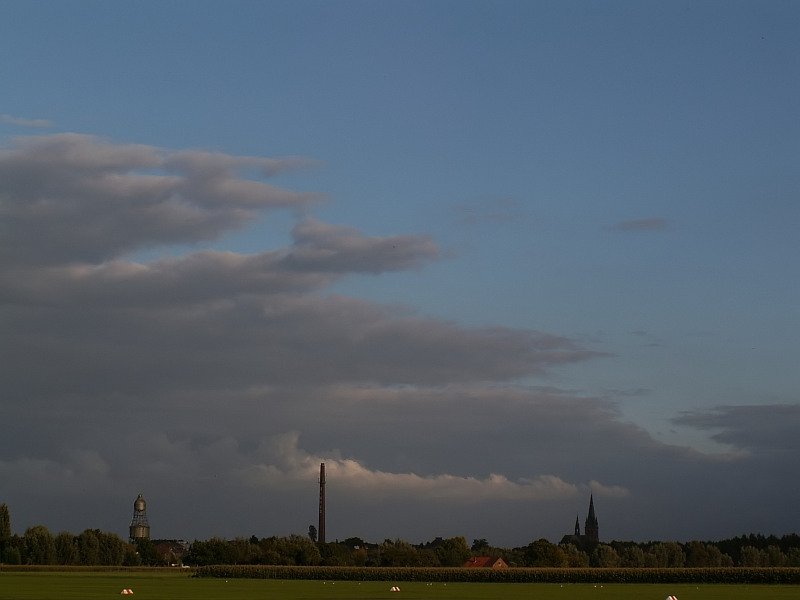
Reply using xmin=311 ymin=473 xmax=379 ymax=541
xmin=584 ymin=494 xmax=599 ymax=544
xmin=559 ymin=496 xmax=601 ymax=550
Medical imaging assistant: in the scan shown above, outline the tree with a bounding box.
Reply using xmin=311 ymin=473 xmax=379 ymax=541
xmin=685 ymin=541 xmax=711 ymax=567
xmin=134 ymin=538 xmax=160 ymax=565
xmin=230 ymin=537 xmax=262 ymax=564
xmin=23 ymin=525 xmax=56 ymax=565
xmin=715 ymin=547 xmax=734 ymax=567
xmin=308 ymin=525 xmax=317 ymax=543
xmin=646 ymin=542 xmax=685 ymax=568
xmin=560 ymin=542 xmax=590 ymax=567
xmin=590 ymin=544 xmax=620 ymax=567
xmin=471 ymin=538 xmax=490 ymax=554
xmin=435 ymin=536 xmax=471 ymax=567
xmin=282 ymin=534 xmax=322 ymax=565
xmin=379 ymin=539 xmax=420 ymax=567
xmin=739 ymin=545 xmax=764 ymax=566
xmin=0 ymin=504 xmax=10 ymax=542
xmin=786 ymin=548 xmax=800 ymax=567
xmin=619 ymin=545 xmax=646 ymax=567
xmin=1 ymin=536 xmax=22 ymax=565
xmin=320 ymin=542 xmax=352 ymax=566
xmin=185 ymin=539 xmax=216 ymax=566
xmin=416 ymin=547 xmax=440 ymax=566
xmin=123 ymin=544 xmax=141 ymax=566
xmin=54 ymin=532 xmax=80 ymax=565
xmin=524 ymin=539 xmax=567 ymax=567
xmin=351 ymin=546 xmax=368 ymax=566
xmin=77 ymin=529 xmax=100 ymax=565
xmin=684 ymin=542 xmax=730 ymax=567
xmin=765 ymin=545 xmax=786 ymax=567
xmin=96 ymin=530 xmax=128 ymax=565
xmin=185 ymin=537 xmax=235 ymax=566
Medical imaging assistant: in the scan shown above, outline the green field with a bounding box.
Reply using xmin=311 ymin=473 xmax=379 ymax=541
xmin=2 ymin=572 xmax=800 ymax=600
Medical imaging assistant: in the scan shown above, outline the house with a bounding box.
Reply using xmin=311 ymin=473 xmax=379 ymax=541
xmin=463 ymin=556 xmax=509 ymax=569
xmin=153 ymin=540 xmax=189 ymax=565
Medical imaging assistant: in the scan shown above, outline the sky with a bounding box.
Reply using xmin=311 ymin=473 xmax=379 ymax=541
xmin=1 ymin=1 xmax=799 ymax=548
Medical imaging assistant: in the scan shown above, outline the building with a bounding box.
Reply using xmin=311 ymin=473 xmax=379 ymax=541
xmin=153 ymin=540 xmax=189 ymax=565
xmin=560 ymin=494 xmax=599 ymax=550
xmin=463 ymin=556 xmax=509 ymax=569
xmin=129 ymin=494 xmax=150 ymax=543
xmin=584 ymin=494 xmax=599 ymax=544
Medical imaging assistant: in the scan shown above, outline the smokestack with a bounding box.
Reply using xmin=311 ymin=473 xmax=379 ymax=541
xmin=318 ymin=462 xmax=326 ymax=544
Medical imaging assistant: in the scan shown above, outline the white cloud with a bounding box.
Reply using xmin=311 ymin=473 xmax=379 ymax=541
xmin=587 ymin=480 xmax=630 ymax=498
xmin=235 ymin=431 xmax=602 ymax=503
xmin=0 ymin=114 xmax=52 ymax=128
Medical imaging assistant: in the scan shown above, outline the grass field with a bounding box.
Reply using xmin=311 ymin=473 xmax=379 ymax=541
xmin=2 ymin=572 xmax=800 ymax=600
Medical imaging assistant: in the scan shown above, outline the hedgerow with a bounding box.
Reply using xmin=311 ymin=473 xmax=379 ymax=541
xmin=0 ymin=565 xmax=189 ymax=573
xmin=192 ymin=565 xmax=800 ymax=584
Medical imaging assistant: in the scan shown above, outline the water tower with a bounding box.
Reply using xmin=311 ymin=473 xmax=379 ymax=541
xmin=129 ymin=494 xmax=150 ymax=543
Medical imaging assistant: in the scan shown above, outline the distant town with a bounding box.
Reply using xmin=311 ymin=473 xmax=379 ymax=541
xmin=2 ymin=488 xmax=799 ymax=568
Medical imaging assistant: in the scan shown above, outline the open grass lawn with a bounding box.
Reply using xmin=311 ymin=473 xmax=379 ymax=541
xmin=2 ymin=572 xmax=799 ymax=600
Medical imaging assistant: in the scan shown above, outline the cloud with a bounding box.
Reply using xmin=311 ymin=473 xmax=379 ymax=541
xmin=0 ymin=131 xmax=596 ymax=397
xmin=672 ymin=404 xmax=800 ymax=454
xmin=0 ymin=218 xmax=440 ymax=308
xmin=607 ymin=217 xmax=669 ymax=232
xmin=1 ymin=378 xmax=795 ymax=542
xmin=0 ymin=132 xmax=605 ymax=537
xmin=3 ymin=130 xmax=797 ymax=545
xmin=0 ymin=450 xmax=110 ymax=496
xmin=1 ymin=292 xmax=598 ymax=399
xmin=0 ymin=133 xmax=320 ymax=266
xmin=588 ymin=480 xmax=630 ymax=498
xmin=284 ymin=218 xmax=439 ymax=273
xmin=163 ymin=149 xmax=316 ymax=179
xmin=0 ymin=114 xmax=52 ymax=128
xmin=236 ymin=431 xmax=599 ymax=503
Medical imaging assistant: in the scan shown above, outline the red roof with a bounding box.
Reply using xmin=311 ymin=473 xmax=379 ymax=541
xmin=463 ymin=556 xmax=508 ymax=568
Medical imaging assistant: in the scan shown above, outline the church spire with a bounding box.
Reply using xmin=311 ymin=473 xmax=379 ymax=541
xmin=584 ymin=494 xmax=599 ymax=544
xmin=574 ymin=514 xmax=581 ymax=536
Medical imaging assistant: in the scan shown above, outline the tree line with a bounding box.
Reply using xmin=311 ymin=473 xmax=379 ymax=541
xmin=186 ymin=535 xmax=474 ymax=567
xmin=0 ymin=503 xmax=158 ymax=566
xmin=515 ymin=536 xmax=800 ymax=568
xmin=184 ymin=534 xmax=800 ymax=568
xmin=2 ymin=503 xmax=799 ymax=567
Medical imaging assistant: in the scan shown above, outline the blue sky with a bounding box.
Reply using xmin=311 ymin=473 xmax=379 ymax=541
xmin=1 ymin=1 xmax=799 ymax=546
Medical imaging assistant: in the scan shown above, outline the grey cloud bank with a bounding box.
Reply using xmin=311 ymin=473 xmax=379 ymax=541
xmin=1 ymin=133 xmax=797 ymax=546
